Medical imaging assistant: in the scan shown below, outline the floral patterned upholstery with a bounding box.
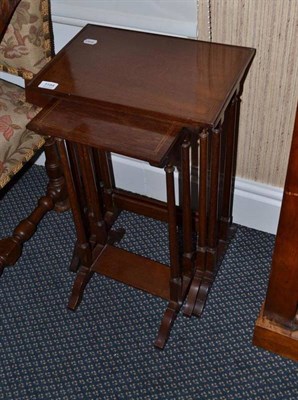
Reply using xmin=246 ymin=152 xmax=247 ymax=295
xmin=0 ymin=80 xmax=44 ymax=188
xmin=0 ymin=0 xmax=54 ymax=189
xmin=0 ymin=0 xmax=53 ymax=80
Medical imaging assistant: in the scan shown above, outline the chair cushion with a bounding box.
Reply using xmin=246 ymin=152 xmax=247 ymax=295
xmin=0 ymin=79 xmax=45 ymax=188
xmin=0 ymin=0 xmax=53 ymax=80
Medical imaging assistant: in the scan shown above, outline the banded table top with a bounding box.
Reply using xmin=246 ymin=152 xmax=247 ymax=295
xmin=28 ymin=99 xmax=184 ymax=167
xmin=26 ymin=24 xmax=255 ymax=128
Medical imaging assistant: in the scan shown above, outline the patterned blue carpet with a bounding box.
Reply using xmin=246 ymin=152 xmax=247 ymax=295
xmin=0 ymin=165 xmax=297 ymax=400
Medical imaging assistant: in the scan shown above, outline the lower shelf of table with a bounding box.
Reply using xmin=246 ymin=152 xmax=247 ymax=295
xmin=92 ymin=244 xmax=171 ymax=301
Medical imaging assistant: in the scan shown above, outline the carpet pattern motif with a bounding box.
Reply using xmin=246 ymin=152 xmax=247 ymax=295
xmin=0 ymin=166 xmax=297 ymax=400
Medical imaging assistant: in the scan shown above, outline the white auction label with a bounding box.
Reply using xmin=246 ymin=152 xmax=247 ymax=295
xmin=83 ymin=38 xmax=98 ymax=45
xmin=38 ymin=81 xmax=59 ymax=90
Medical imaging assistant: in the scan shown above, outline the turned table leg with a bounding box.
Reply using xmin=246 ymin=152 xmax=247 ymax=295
xmin=184 ymin=126 xmax=222 ymax=317
xmin=184 ymin=129 xmax=209 ymax=317
xmin=76 ymin=144 xmax=107 ymax=247
xmin=155 ymin=163 xmax=182 ymax=349
xmin=194 ymin=127 xmax=221 ymax=317
xmin=181 ymin=138 xmax=194 ymax=279
xmin=56 ymin=139 xmax=94 ymax=310
xmin=219 ymin=94 xmax=240 ymax=241
xmin=63 ymin=142 xmax=122 ymax=311
xmin=94 ymin=150 xmax=118 ymax=227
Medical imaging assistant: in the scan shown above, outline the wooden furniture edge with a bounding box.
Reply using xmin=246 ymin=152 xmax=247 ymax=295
xmin=93 ymin=245 xmax=171 ymax=300
xmin=253 ymin=304 xmax=298 ymax=362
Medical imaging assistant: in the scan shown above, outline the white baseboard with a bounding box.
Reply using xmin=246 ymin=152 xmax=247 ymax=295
xmin=232 ymin=178 xmax=282 ymax=234
xmin=112 ymin=155 xmax=283 ymax=235
xmin=36 ymin=153 xmax=282 ymax=234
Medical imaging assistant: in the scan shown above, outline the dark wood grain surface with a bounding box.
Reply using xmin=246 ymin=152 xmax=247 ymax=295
xmin=263 ymin=104 xmax=298 ymax=327
xmin=27 ymin=24 xmax=255 ymax=127
xmin=253 ymin=105 xmax=298 ymax=361
xmin=27 ymin=99 xmax=184 ymax=167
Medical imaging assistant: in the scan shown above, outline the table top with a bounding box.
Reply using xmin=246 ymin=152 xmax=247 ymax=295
xmin=27 ymin=99 xmax=184 ymax=167
xmin=27 ymin=24 xmax=255 ymax=127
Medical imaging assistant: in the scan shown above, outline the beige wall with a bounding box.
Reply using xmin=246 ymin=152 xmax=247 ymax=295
xmin=198 ymin=0 xmax=298 ymax=187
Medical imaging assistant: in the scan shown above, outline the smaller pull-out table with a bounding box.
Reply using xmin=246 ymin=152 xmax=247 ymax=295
xmin=28 ymin=98 xmax=192 ymax=348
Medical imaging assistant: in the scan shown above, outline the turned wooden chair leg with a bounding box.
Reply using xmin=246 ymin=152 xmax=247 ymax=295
xmin=44 ymin=137 xmax=69 ymax=212
xmin=0 ymin=137 xmax=68 ymax=276
xmin=0 ymin=187 xmax=59 ymax=276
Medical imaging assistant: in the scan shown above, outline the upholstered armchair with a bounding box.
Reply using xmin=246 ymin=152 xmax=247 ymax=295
xmin=0 ymin=0 xmax=67 ymax=275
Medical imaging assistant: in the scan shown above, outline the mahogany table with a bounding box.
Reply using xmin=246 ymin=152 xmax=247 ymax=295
xmin=26 ymin=24 xmax=255 ymax=348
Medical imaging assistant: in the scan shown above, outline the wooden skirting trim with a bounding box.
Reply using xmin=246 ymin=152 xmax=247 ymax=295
xmin=253 ymin=305 xmax=298 ymax=362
